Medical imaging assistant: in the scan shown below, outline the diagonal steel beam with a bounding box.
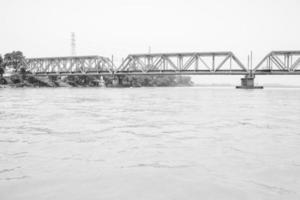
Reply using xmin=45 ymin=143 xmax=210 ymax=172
xmin=118 ymin=56 xmax=132 ymax=71
xmin=183 ymin=54 xmax=197 ymax=70
xmin=150 ymin=56 xmax=163 ymax=70
xmin=231 ymin=54 xmax=247 ymax=71
xmin=270 ymin=56 xmax=286 ymax=70
xmin=273 ymin=54 xmax=287 ymax=69
xmin=254 ymin=52 xmax=272 ymax=71
xmin=134 ymin=57 xmax=147 ymax=72
xmin=215 ymin=54 xmax=232 ymax=71
xmin=291 ymin=56 xmax=300 ymax=71
xmin=163 ymin=56 xmax=178 ymax=70
xmin=198 ymin=56 xmax=211 ymax=70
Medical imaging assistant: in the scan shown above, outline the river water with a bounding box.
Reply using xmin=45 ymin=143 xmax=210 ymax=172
xmin=0 ymin=87 xmax=300 ymax=200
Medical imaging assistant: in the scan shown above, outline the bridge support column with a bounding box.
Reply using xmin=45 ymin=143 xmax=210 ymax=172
xmin=236 ymin=74 xmax=263 ymax=89
xmin=112 ymin=75 xmax=121 ymax=87
xmin=99 ymin=76 xmax=106 ymax=87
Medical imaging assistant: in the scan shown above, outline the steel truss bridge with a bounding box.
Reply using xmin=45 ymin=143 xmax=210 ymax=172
xmin=117 ymin=52 xmax=248 ymax=75
xmin=254 ymin=51 xmax=300 ymax=74
xmin=23 ymin=51 xmax=300 ymax=76
xmin=25 ymin=56 xmax=114 ymax=76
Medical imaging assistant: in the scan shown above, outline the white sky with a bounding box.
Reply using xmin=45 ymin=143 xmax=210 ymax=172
xmin=1 ymin=0 xmax=300 ymax=85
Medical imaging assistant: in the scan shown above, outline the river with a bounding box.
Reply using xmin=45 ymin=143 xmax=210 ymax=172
xmin=0 ymin=87 xmax=300 ymax=200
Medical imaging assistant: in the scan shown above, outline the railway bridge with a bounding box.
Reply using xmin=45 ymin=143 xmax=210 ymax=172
xmin=23 ymin=51 xmax=300 ymax=88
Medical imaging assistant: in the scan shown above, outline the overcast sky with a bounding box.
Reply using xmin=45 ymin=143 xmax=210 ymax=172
xmin=1 ymin=0 xmax=300 ymax=84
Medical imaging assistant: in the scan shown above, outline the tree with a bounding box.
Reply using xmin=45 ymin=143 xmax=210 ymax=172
xmin=3 ymin=51 xmax=26 ymax=71
xmin=0 ymin=67 xmax=4 ymax=78
xmin=19 ymin=67 xmax=27 ymax=80
xmin=0 ymin=54 xmax=4 ymax=78
xmin=0 ymin=54 xmax=3 ymax=65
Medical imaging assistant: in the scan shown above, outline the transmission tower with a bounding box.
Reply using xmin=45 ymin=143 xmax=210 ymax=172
xmin=71 ymin=32 xmax=76 ymax=56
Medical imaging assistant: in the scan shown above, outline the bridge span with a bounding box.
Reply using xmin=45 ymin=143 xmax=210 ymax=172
xmin=22 ymin=51 xmax=300 ymax=88
xmin=25 ymin=55 xmax=114 ymax=76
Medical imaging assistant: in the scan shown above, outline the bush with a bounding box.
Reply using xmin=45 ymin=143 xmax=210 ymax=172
xmin=10 ymin=75 xmax=21 ymax=84
xmin=0 ymin=77 xmax=7 ymax=84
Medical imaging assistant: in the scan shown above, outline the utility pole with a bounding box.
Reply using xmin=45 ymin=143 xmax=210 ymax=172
xmin=250 ymin=51 xmax=253 ymax=71
xmin=71 ymin=32 xmax=76 ymax=56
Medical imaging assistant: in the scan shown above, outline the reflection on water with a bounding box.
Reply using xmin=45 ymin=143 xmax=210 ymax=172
xmin=0 ymin=87 xmax=300 ymax=200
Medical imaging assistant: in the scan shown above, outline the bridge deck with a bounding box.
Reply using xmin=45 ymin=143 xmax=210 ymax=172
xmin=29 ymin=70 xmax=300 ymax=76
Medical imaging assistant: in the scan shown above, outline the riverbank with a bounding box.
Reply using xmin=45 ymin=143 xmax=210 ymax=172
xmin=0 ymin=74 xmax=193 ymax=88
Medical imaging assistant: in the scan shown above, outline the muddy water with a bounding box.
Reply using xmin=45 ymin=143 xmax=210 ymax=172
xmin=0 ymin=87 xmax=300 ymax=200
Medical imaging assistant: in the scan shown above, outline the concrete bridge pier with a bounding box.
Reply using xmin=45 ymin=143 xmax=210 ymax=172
xmin=112 ymin=75 xmax=122 ymax=87
xmin=236 ymin=74 xmax=263 ymax=89
xmin=99 ymin=76 xmax=106 ymax=87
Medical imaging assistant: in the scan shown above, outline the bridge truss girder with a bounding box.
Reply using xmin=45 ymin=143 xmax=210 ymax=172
xmin=254 ymin=51 xmax=300 ymax=72
xmin=117 ymin=52 xmax=247 ymax=74
xmin=25 ymin=56 xmax=114 ymax=75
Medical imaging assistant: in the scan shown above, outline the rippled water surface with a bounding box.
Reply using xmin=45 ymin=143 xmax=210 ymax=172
xmin=0 ymin=87 xmax=300 ymax=200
